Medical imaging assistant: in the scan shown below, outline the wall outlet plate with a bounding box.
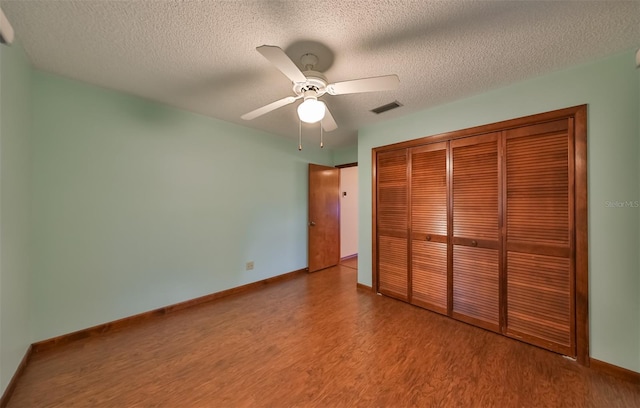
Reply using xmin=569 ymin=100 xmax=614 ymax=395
xmin=246 ymin=261 xmax=254 ymax=270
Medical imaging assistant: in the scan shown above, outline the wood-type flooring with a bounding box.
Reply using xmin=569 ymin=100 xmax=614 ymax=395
xmin=340 ymin=256 xmax=358 ymax=270
xmin=7 ymin=264 xmax=640 ymax=407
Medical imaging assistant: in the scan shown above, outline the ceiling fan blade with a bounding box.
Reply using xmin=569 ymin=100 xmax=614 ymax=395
xmin=322 ymin=105 xmax=338 ymax=132
xmin=256 ymin=45 xmax=307 ymax=84
xmin=326 ymin=74 xmax=399 ymax=95
xmin=241 ymin=96 xmax=299 ymax=120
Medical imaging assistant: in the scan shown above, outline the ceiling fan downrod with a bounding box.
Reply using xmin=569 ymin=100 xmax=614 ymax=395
xmin=300 ymin=53 xmax=319 ymax=71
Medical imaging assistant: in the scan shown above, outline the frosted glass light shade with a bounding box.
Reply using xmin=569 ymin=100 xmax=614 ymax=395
xmin=297 ymin=98 xmax=326 ymax=123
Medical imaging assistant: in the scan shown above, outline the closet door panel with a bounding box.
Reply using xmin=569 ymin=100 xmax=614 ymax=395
xmin=451 ymin=135 xmax=499 ymax=241
xmin=453 ymin=246 xmax=500 ymax=329
xmin=506 ymin=120 xmax=570 ymax=247
xmin=505 ymin=119 xmax=575 ymax=356
xmin=411 ymin=143 xmax=448 ymax=313
xmin=507 ymin=252 xmax=572 ymax=353
xmin=377 ymin=152 xmax=408 ymax=232
xmin=412 ymin=241 xmax=447 ymax=313
xmin=451 ymin=133 xmax=500 ymax=331
xmin=411 ymin=144 xmax=447 ymax=236
xmin=377 ymin=149 xmax=409 ymax=300
xmin=379 ymin=235 xmax=408 ymax=299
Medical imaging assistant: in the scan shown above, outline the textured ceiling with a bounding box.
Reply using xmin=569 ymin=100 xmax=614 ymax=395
xmin=1 ymin=0 xmax=639 ymax=149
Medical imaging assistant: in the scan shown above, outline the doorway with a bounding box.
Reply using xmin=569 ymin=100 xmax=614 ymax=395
xmin=307 ymin=163 xmax=359 ymax=272
xmin=339 ymin=165 xmax=358 ymax=262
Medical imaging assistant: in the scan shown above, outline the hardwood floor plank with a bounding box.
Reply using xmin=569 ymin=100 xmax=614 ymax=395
xmin=7 ymin=265 xmax=640 ymax=407
xmin=340 ymin=255 xmax=358 ymax=270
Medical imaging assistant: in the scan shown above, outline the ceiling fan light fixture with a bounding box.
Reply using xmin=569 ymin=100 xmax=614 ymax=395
xmin=242 ymin=45 xmax=399 ymax=133
xmin=297 ymin=97 xmax=326 ymax=123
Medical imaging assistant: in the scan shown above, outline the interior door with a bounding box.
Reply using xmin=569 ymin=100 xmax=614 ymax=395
xmin=376 ymin=149 xmax=409 ymax=301
xmin=308 ymin=164 xmax=340 ymax=272
xmin=451 ymin=132 xmax=501 ymax=332
xmin=410 ymin=142 xmax=448 ymax=314
xmin=504 ymin=119 xmax=575 ymax=356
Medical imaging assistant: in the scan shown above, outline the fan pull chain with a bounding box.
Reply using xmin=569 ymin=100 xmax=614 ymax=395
xmin=298 ymin=119 xmax=302 ymax=151
xmin=320 ymin=120 xmax=324 ymax=148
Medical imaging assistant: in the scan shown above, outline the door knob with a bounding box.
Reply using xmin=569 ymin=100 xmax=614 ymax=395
xmin=309 ymin=221 xmax=316 ymax=226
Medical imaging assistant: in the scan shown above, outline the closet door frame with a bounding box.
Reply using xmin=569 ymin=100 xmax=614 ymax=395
xmin=371 ymin=105 xmax=588 ymax=366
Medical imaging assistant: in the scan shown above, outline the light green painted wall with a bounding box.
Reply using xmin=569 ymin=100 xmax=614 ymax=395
xmin=0 ymin=41 xmax=32 ymax=393
xmin=31 ymin=71 xmax=333 ymax=341
xmin=358 ymin=50 xmax=640 ymax=372
xmin=332 ymin=144 xmax=358 ymax=166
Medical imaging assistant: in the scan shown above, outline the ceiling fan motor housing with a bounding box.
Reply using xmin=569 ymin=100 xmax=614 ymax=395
xmin=293 ymin=71 xmax=328 ymax=97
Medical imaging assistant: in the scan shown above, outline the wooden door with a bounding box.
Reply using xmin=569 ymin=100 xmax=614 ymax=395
xmin=504 ymin=119 xmax=575 ymax=356
xmin=410 ymin=142 xmax=448 ymax=314
xmin=451 ymin=133 xmax=501 ymax=332
xmin=308 ymin=164 xmax=340 ymax=272
xmin=376 ymin=149 xmax=409 ymax=301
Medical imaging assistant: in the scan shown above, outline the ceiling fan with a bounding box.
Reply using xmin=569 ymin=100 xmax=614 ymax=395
xmin=241 ymin=45 xmax=400 ymax=132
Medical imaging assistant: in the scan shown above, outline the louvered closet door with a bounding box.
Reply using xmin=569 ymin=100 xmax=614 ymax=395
xmin=411 ymin=142 xmax=448 ymax=314
xmin=504 ymin=119 xmax=575 ymax=356
xmin=377 ymin=149 xmax=409 ymax=300
xmin=451 ymin=133 xmax=500 ymax=331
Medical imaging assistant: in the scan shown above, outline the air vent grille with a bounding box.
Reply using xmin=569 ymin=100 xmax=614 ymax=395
xmin=371 ymin=101 xmax=403 ymax=114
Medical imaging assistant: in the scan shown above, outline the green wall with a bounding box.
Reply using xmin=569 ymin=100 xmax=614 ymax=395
xmin=358 ymin=50 xmax=640 ymax=372
xmin=332 ymin=144 xmax=358 ymax=166
xmin=0 ymin=41 xmax=32 ymax=393
xmin=31 ymin=71 xmax=333 ymax=341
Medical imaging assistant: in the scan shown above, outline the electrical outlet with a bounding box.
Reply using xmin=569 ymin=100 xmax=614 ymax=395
xmin=246 ymin=261 xmax=254 ymax=271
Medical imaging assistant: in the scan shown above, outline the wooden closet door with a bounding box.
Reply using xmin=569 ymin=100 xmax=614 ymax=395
xmin=504 ymin=119 xmax=575 ymax=356
xmin=451 ymin=133 xmax=501 ymax=332
xmin=410 ymin=142 xmax=448 ymax=314
xmin=376 ymin=149 xmax=409 ymax=301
